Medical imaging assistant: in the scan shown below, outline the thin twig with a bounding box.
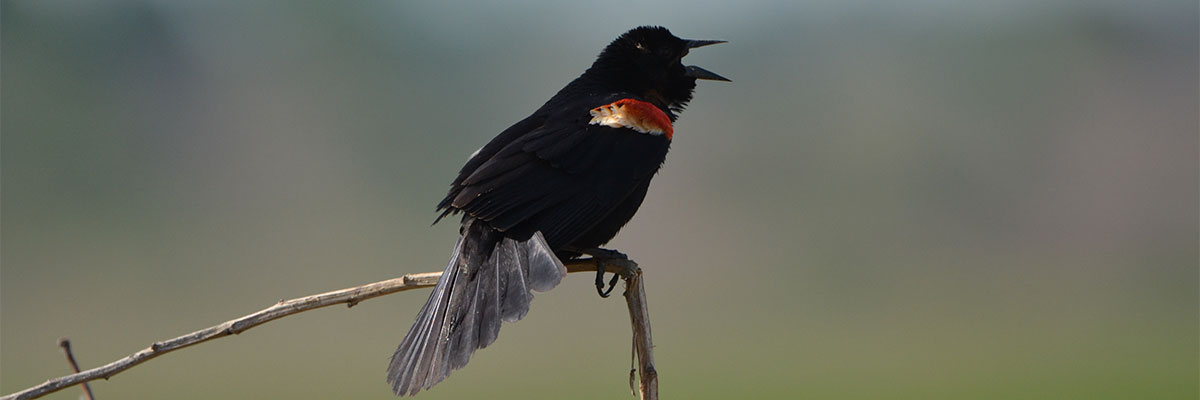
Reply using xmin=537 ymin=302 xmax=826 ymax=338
xmin=566 ymin=258 xmax=657 ymax=400
xmin=4 ymin=260 xmax=659 ymax=400
xmin=627 ymin=268 xmax=657 ymax=400
xmin=56 ymin=338 xmax=95 ymax=400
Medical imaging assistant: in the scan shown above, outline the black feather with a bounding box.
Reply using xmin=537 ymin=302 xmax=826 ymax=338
xmin=387 ymin=220 xmax=565 ymax=396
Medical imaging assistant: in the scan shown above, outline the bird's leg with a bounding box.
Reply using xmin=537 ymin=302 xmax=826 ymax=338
xmin=578 ymin=247 xmax=628 ymax=261
xmin=566 ymin=247 xmax=629 ymax=298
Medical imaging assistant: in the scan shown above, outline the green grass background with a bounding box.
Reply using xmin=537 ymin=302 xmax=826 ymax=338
xmin=3 ymin=1 xmax=1197 ymax=398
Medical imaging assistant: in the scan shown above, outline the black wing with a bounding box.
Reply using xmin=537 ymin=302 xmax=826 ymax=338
xmin=435 ymin=95 xmax=670 ymax=249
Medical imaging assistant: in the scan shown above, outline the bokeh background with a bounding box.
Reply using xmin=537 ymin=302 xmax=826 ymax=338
xmin=3 ymin=1 xmax=1196 ymax=399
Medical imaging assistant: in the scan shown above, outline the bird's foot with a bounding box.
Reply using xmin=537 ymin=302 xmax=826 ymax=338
xmin=569 ymin=247 xmax=630 ymax=298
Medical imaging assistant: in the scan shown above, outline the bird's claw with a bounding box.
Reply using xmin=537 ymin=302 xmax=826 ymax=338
xmin=574 ymin=247 xmax=627 ymax=298
xmin=594 ymin=262 xmax=622 ymax=298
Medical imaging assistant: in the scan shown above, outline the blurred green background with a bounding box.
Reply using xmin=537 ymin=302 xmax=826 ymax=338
xmin=3 ymin=1 xmax=1197 ymax=399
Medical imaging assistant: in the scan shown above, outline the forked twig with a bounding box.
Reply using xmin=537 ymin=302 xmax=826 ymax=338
xmin=56 ymin=338 xmax=95 ymax=400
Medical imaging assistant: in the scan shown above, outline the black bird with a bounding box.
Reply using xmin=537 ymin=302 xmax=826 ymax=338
xmin=387 ymin=26 xmax=727 ymax=396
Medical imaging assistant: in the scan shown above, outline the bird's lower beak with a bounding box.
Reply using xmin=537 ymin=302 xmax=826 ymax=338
xmin=685 ymin=65 xmax=730 ymax=82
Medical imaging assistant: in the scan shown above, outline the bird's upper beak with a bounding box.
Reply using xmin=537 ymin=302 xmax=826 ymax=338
xmin=683 ymin=39 xmax=730 ymax=82
xmin=686 ymin=39 xmax=727 ymax=49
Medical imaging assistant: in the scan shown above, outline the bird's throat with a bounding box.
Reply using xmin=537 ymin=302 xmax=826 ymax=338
xmin=588 ymin=99 xmax=674 ymax=139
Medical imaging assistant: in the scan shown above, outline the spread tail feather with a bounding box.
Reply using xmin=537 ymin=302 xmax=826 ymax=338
xmin=387 ymin=220 xmax=566 ymax=396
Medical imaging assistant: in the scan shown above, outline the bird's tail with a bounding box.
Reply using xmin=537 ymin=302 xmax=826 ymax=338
xmin=387 ymin=219 xmax=566 ymax=396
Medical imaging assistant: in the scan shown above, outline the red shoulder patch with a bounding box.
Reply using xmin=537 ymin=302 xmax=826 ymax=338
xmin=588 ymin=99 xmax=674 ymax=140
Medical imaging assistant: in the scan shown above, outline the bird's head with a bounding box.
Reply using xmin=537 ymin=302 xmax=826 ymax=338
xmin=586 ymin=26 xmax=728 ymax=118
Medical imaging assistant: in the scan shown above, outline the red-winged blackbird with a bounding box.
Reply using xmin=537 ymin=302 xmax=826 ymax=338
xmin=387 ymin=26 xmax=727 ymax=396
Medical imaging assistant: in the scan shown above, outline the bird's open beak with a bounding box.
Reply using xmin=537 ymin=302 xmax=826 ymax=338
xmin=683 ymin=39 xmax=730 ymax=82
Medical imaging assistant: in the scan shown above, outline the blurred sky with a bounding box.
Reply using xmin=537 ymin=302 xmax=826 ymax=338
xmin=2 ymin=1 xmax=1197 ymax=399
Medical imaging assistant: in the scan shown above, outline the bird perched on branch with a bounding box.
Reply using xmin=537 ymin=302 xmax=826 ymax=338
xmin=387 ymin=26 xmax=727 ymax=396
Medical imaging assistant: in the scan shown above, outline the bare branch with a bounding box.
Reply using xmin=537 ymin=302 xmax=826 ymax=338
xmin=3 ymin=260 xmax=659 ymax=400
xmin=3 ymin=272 xmax=440 ymax=400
